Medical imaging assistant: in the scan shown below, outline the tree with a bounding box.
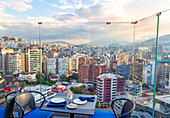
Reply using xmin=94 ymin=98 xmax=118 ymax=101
xmin=70 ymin=86 xmax=83 ymax=94
xmin=88 ymin=86 xmax=95 ymax=93
xmin=48 ymin=72 xmax=54 ymax=77
xmin=67 ymin=73 xmax=78 ymax=81
xmin=95 ymin=102 xmax=99 ymax=108
xmin=41 ymin=77 xmax=45 ymax=83
xmin=70 ymin=86 xmax=74 ymax=91
xmin=72 ymin=73 xmax=78 ymax=80
xmin=36 ymin=71 xmax=40 ymax=80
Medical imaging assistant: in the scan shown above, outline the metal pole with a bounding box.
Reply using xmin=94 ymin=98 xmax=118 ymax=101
xmin=106 ymin=22 xmax=111 ymax=48
xmin=152 ymin=12 xmax=161 ymax=118
xmin=131 ymin=21 xmax=138 ymax=100
xmin=38 ymin=22 xmax=42 ymax=92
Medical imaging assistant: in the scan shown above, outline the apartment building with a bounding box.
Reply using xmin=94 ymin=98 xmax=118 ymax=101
xmin=58 ymin=57 xmax=68 ymax=76
xmin=28 ymin=49 xmax=42 ymax=73
xmin=6 ymin=52 xmax=25 ymax=73
xmin=46 ymin=57 xmax=56 ymax=75
xmin=96 ymin=73 xmax=124 ymax=106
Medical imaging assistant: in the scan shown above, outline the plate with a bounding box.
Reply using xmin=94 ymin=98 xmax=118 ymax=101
xmin=73 ymin=99 xmax=87 ymax=105
xmin=50 ymin=98 xmax=65 ymax=104
xmin=67 ymin=103 xmax=78 ymax=109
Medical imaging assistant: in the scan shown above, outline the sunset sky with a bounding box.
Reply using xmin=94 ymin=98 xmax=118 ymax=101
xmin=0 ymin=0 xmax=170 ymax=45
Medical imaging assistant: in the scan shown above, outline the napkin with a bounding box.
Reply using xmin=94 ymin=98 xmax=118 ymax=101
xmin=79 ymin=96 xmax=95 ymax=102
xmin=47 ymin=101 xmax=67 ymax=107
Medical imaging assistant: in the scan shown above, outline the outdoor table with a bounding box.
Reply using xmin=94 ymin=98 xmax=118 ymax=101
xmin=40 ymin=93 xmax=97 ymax=118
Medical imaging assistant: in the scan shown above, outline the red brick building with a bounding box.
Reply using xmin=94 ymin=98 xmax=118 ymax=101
xmin=78 ymin=59 xmax=106 ymax=83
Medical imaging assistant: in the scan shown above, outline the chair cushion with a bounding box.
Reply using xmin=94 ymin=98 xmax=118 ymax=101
xmin=23 ymin=108 xmax=53 ymax=118
xmin=89 ymin=110 xmax=116 ymax=118
xmin=0 ymin=107 xmax=5 ymax=118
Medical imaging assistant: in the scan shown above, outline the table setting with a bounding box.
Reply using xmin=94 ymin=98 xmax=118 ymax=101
xmin=41 ymin=92 xmax=96 ymax=118
xmin=46 ymin=90 xmax=95 ymax=110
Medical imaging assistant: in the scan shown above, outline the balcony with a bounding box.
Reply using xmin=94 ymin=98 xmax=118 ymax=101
xmin=0 ymin=1 xmax=170 ymax=118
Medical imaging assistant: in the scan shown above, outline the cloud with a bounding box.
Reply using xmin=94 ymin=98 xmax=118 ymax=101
xmin=0 ymin=8 xmax=16 ymax=22
xmin=0 ymin=0 xmax=33 ymax=12
xmin=52 ymin=0 xmax=84 ymax=10
xmin=0 ymin=26 xmax=6 ymax=30
xmin=52 ymin=4 xmax=74 ymax=9
xmin=52 ymin=13 xmax=87 ymax=22
xmin=74 ymin=0 xmax=133 ymax=22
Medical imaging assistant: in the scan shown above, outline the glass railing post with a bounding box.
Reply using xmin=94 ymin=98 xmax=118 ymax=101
xmin=131 ymin=21 xmax=138 ymax=100
xmin=152 ymin=12 xmax=161 ymax=118
xmin=38 ymin=22 xmax=42 ymax=93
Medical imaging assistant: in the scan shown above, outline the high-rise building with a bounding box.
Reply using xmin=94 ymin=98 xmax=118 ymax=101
xmin=57 ymin=57 xmax=68 ymax=76
xmin=78 ymin=62 xmax=106 ymax=83
xmin=147 ymin=60 xmax=155 ymax=85
xmin=110 ymin=60 xmax=119 ymax=73
xmin=0 ymin=48 xmax=14 ymax=74
xmin=25 ymin=52 xmax=28 ymax=72
xmin=125 ymin=80 xmax=142 ymax=96
xmin=88 ymin=63 xmax=106 ymax=82
xmin=152 ymin=45 xmax=163 ymax=55
xmin=129 ymin=61 xmax=143 ymax=83
xmin=68 ymin=57 xmax=79 ymax=72
xmin=96 ymin=73 xmax=124 ymax=106
xmin=28 ymin=49 xmax=42 ymax=73
xmin=64 ymin=49 xmax=72 ymax=56
xmin=78 ymin=55 xmax=87 ymax=80
xmin=157 ymin=61 xmax=170 ymax=89
xmin=116 ymin=62 xmax=130 ymax=81
xmin=6 ymin=53 xmax=25 ymax=73
xmin=142 ymin=63 xmax=148 ymax=84
xmin=42 ymin=54 xmax=47 ymax=74
xmin=21 ymin=52 xmax=25 ymax=72
xmin=46 ymin=57 xmax=56 ymax=76
xmin=109 ymin=54 xmax=128 ymax=73
xmin=117 ymin=76 xmax=124 ymax=94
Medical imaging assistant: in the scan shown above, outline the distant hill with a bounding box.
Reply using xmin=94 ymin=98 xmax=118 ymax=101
xmin=135 ymin=34 xmax=170 ymax=47
xmin=87 ymin=39 xmax=129 ymax=46
xmin=44 ymin=41 xmax=73 ymax=45
xmin=108 ymin=43 xmax=122 ymax=47
xmin=44 ymin=34 xmax=170 ymax=47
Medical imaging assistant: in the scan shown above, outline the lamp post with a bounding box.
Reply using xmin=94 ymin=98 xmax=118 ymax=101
xmin=38 ymin=21 xmax=42 ymax=92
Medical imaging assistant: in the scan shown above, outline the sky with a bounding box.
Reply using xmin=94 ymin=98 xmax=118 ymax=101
xmin=0 ymin=0 xmax=170 ymax=45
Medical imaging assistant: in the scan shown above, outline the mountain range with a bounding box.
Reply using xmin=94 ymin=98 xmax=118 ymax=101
xmin=44 ymin=41 xmax=73 ymax=46
xmin=134 ymin=34 xmax=170 ymax=47
xmin=90 ymin=34 xmax=170 ymax=47
xmin=45 ymin=34 xmax=170 ymax=47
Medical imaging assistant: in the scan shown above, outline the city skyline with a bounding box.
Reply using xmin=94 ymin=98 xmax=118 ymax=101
xmin=0 ymin=1 xmax=169 ymax=118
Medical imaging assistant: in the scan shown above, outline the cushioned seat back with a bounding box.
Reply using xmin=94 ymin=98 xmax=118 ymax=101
xmin=16 ymin=93 xmax=36 ymax=115
xmin=120 ymin=101 xmax=133 ymax=118
xmin=4 ymin=97 xmax=15 ymax=118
